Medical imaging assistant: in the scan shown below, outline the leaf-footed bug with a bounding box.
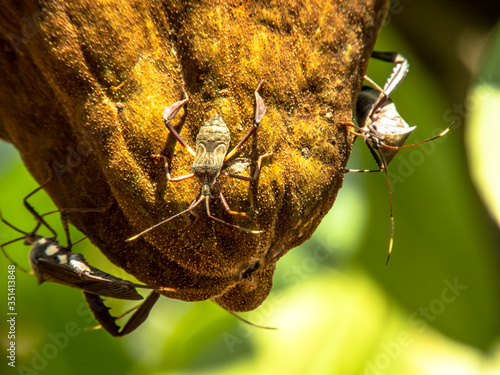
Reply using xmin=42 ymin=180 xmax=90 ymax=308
xmin=341 ymin=51 xmax=453 ymax=263
xmin=127 ymin=80 xmax=273 ymax=241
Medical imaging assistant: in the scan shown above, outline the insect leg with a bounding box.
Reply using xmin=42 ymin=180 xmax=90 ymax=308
xmin=118 ymin=291 xmax=160 ymax=336
xmin=163 ymin=87 xmax=196 ymax=156
xmin=345 ymin=167 xmax=383 ymax=173
xmin=205 ymin=196 xmax=263 ymax=234
xmin=151 ymin=154 xmax=195 ymax=182
xmin=218 ymin=189 xmax=247 ymax=217
xmin=225 ymin=80 xmax=266 ymax=161
xmin=40 ymin=203 xmax=112 ymax=250
xmin=377 ymin=151 xmax=395 ymax=265
xmin=226 ymin=310 xmax=278 ymax=330
xmin=163 ymin=86 xmax=189 ymax=121
xmin=1 ymin=236 xmax=30 ymax=273
xmin=0 ymin=209 xmax=29 ymax=236
xmin=370 ymin=51 xmax=409 ymax=96
xmin=343 ymin=141 xmax=394 ymax=262
xmin=339 ymin=121 xmax=366 ymax=135
xmin=23 ymin=174 xmax=57 ymax=238
xmin=0 ymin=209 xmax=34 ymax=272
xmin=84 ymin=292 xmax=121 ymax=335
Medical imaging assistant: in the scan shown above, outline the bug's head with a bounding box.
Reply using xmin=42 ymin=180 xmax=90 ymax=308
xmin=23 ymin=231 xmax=44 ymax=246
xmin=201 ymin=183 xmax=212 ymax=197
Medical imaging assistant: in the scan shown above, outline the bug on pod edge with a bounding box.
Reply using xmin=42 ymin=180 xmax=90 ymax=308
xmin=128 ymin=80 xmax=272 ymax=241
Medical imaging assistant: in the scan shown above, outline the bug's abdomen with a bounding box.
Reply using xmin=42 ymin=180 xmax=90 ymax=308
xmin=195 ymin=115 xmax=230 ymax=155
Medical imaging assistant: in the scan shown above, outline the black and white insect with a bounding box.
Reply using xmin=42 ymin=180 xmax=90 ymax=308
xmin=0 ymin=178 xmax=174 ymax=336
xmin=344 ymin=51 xmax=452 ymax=263
xmin=0 ymin=180 xmax=149 ymax=299
xmin=3 ymin=178 xmax=271 ymax=336
xmin=127 ymin=81 xmax=272 ymax=241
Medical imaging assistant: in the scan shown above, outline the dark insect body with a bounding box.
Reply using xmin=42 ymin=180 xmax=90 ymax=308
xmin=127 ymin=81 xmax=272 ymax=241
xmin=2 ymin=167 xmax=270 ymax=336
xmin=0 ymin=177 xmax=172 ymax=336
xmin=343 ymin=51 xmax=452 ymax=263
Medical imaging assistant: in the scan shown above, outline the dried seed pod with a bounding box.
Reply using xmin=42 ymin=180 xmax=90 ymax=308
xmin=0 ymin=1 xmax=389 ymax=312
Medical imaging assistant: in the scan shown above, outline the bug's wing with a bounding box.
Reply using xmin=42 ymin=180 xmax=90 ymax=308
xmin=37 ymin=259 xmax=144 ymax=300
xmin=35 ymin=259 xmax=88 ymax=286
xmin=81 ymin=279 xmax=144 ymax=300
xmin=193 ymin=143 xmax=209 ymax=166
xmin=356 ymin=87 xmax=379 ymax=126
xmin=211 ymin=144 xmax=227 ymax=167
xmin=83 ymin=266 xmax=149 ymax=300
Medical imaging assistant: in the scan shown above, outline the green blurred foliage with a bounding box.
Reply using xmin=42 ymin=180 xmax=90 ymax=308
xmin=467 ymin=22 xmax=500 ymax=230
xmin=2 ymin=4 xmax=500 ymax=375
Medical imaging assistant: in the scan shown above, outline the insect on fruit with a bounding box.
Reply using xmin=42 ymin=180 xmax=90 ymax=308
xmin=342 ymin=51 xmax=453 ymax=263
xmin=0 ymin=177 xmax=175 ymax=336
xmin=127 ymin=80 xmax=272 ymax=241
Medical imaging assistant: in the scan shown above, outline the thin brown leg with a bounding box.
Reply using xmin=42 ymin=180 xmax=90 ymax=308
xmin=41 ymin=202 xmax=112 ymax=249
xmin=219 ymin=189 xmax=247 ymax=217
xmin=225 ymin=80 xmax=267 ymax=161
xmin=23 ymin=173 xmax=57 ymax=238
xmin=205 ymin=196 xmax=262 ymax=234
xmin=152 ymin=154 xmax=195 ymax=182
xmin=163 ymin=87 xmax=196 ymax=156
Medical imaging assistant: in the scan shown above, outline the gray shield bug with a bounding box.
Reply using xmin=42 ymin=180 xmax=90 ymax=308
xmin=343 ymin=51 xmax=453 ymax=263
xmin=127 ymin=80 xmax=272 ymax=241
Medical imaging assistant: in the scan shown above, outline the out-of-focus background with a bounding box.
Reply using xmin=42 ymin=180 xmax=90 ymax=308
xmin=1 ymin=1 xmax=499 ymax=374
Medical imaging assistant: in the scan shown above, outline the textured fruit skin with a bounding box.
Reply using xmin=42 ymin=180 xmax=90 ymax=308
xmin=0 ymin=0 xmax=388 ymax=311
